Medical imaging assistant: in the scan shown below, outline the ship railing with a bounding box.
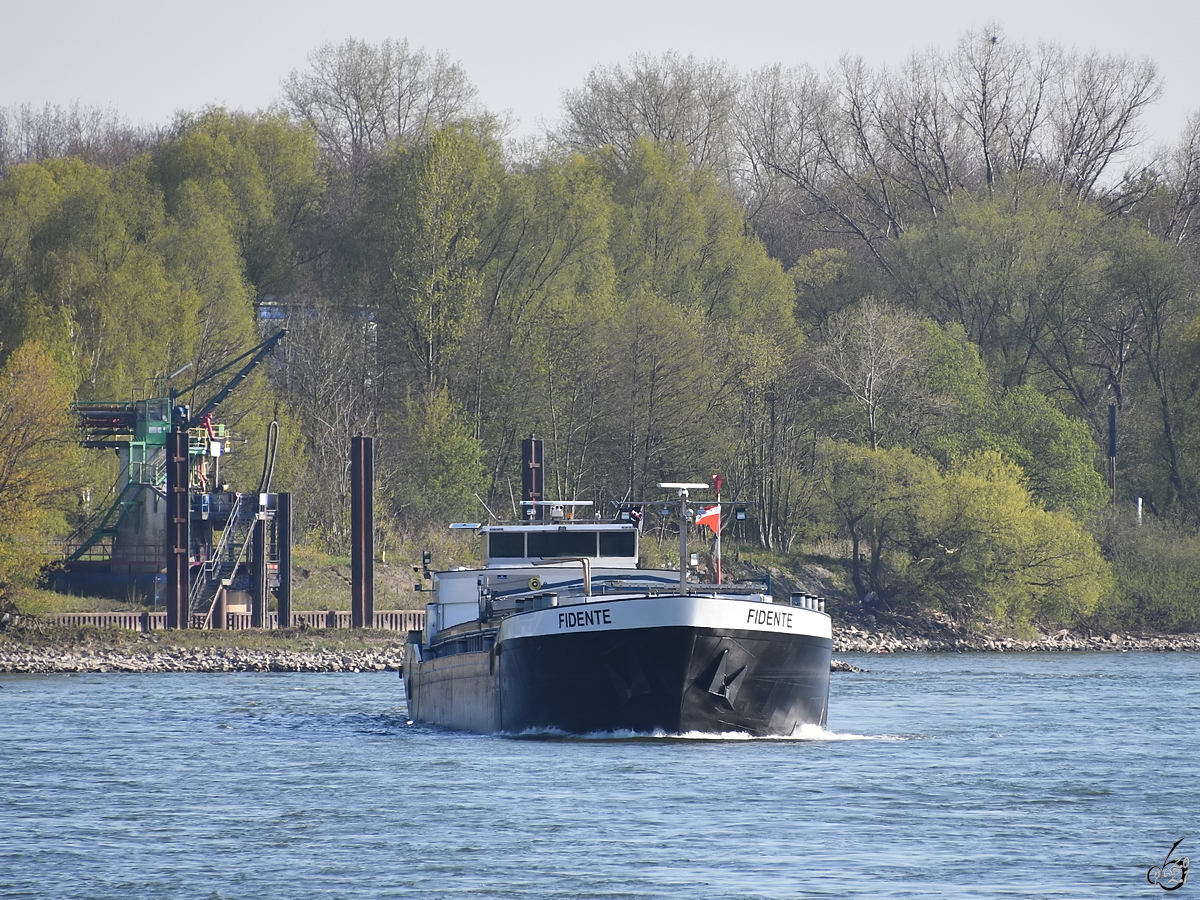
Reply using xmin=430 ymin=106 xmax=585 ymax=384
xmin=492 ymin=580 xmax=825 ymax=613
xmin=684 ymin=582 xmax=769 ymax=595
xmin=538 ymin=581 xmax=826 ymax=611
xmin=529 ymin=580 xmax=769 ymax=600
xmin=428 ymin=624 xmax=499 ymax=659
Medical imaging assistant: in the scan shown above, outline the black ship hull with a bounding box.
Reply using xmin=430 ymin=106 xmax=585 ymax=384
xmin=499 ymin=625 xmax=831 ymax=735
xmin=403 ymin=594 xmax=832 ymax=737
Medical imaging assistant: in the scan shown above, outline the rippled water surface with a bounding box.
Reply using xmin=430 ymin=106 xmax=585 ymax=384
xmin=2 ymin=652 xmax=1198 ymax=899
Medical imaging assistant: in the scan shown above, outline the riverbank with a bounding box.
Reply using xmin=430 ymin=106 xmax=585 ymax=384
xmin=0 ymin=627 xmax=406 ymax=674
xmin=832 ymin=608 xmax=1200 ymax=654
xmin=0 ymin=644 xmax=406 ymax=674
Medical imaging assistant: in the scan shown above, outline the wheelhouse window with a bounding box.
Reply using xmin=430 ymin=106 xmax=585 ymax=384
xmin=526 ymin=530 xmax=598 ymax=558
xmin=599 ymin=531 xmax=636 ymax=557
xmin=488 ymin=532 xmax=525 ymax=558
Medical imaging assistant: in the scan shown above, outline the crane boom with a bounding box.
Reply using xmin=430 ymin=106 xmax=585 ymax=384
xmin=171 ymin=329 xmax=286 ymax=420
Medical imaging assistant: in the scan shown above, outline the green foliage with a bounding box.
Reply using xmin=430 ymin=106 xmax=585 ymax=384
xmin=925 ymin=453 xmax=1109 ymax=626
xmin=986 ymin=387 xmax=1108 ymax=515
xmin=913 ymin=320 xmax=993 ymax=460
xmin=790 ymin=248 xmax=881 ymax=327
xmin=469 ymin=151 xmax=617 ymax=480
xmin=378 ymin=387 xmax=485 ymax=528
xmin=0 ymin=157 xmax=203 ymax=398
xmin=820 ymin=441 xmax=939 ymax=602
xmin=805 ymin=298 xmax=1106 ymax=517
xmin=4 ymin=86 xmax=1200 ymax=633
xmin=0 ymin=341 xmax=82 ymax=596
xmin=1095 ymin=513 xmax=1200 ymax=632
xmin=819 ymin=442 xmax=1109 ymax=628
xmin=1101 ymin=225 xmax=1200 ymax=515
xmin=804 ymin=303 xmax=1004 ymax=465
xmin=592 ymin=291 xmax=716 ymax=497
xmin=894 ymin=185 xmax=1112 ymax=394
xmin=602 ymin=138 xmax=794 ymax=330
xmin=157 ymin=109 xmax=323 ymax=299
xmin=357 ymin=124 xmax=501 ymax=390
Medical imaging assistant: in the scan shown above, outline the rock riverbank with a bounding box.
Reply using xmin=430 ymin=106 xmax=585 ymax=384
xmin=0 ymin=645 xmax=405 ymax=675
xmin=833 ymin=623 xmax=1200 ymax=654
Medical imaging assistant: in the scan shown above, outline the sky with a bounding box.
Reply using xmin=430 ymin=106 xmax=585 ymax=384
xmin=3 ymin=0 xmax=1198 ymax=153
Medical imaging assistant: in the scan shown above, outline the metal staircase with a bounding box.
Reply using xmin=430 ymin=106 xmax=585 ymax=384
xmin=188 ymin=493 xmax=257 ymax=618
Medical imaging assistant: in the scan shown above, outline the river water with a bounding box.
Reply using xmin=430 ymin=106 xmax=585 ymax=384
xmin=2 ymin=651 xmax=1197 ymax=899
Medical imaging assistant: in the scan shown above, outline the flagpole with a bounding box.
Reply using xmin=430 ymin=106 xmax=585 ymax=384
xmin=714 ymin=474 xmax=722 ymax=585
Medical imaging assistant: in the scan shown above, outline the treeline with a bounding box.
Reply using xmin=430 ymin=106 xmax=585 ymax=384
xmin=3 ymin=28 xmax=1200 ymax=633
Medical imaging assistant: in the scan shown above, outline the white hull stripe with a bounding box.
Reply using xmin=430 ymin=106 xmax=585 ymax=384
xmin=498 ymin=594 xmax=832 ymax=642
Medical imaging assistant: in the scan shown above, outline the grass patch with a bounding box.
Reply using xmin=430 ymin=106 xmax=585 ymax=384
xmin=8 ymin=586 xmax=136 ymax=618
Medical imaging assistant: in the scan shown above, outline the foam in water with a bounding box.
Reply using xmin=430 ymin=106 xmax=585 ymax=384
xmin=504 ymin=723 xmax=906 ymax=741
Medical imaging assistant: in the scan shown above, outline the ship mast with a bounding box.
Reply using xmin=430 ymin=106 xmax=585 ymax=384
xmin=658 ymin=482 xmax=709 ymax=593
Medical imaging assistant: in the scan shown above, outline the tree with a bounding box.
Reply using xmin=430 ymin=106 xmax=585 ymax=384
xmin=988 ymin=386 xmax=1108 ymax=516
xmin=1105 ymin=226 xmax=1198 ymax=513
xmin=378 ymin=387 xmax=485 ymax=529
xmin=893 ymin=185 xmax=1112 ymax=397
xmin=820 ymin=442 xmax=1108 ymax=627
xmin=268 ymin=300 xmax=378 ymax=546
xmin=0 ymin=341 xmax=81 ymax=598
xmin=738 ymin=27 xmax=1160 ymax=265
xmin=0 ymin=157 xmax=205 ymax=400
xmin=906 ymin=319 xmax=993 ymax=461
xmin=789 ymin=247 xmax=882 ymax=327
xmin=1098 ymin=512 xmax=1200 ymax=631
xmin=0 ymin=160 xmax=68 ymax=359
xmin=557 ymin=52 xmax=742 ymax=184
xmin=153 ymin=176 xmax=255 ymax=409
xmin=0 ymin=102 xmax=153 ymax=176
xmin=602 ymin=138 xmax=793 ymax=328
xmin=469 ymin=151 xmax=616 ymax=494
xmin=918 ymin=452 xmax=1109 ymax=626
xmin=1139 ymin=111 xmax=1200 ymax=246
xmin=820 ymin=442 xmax=939 ymax=602
xmin=597 ymin=292 xmax=718 ymax=499
xmin=354 ymin=125 xmax=500 ymax=395
xmin=808 ymin=298 xmax=926 ymax=450
xmin=1046 ymin=47 xmax=1160 ymax=199
xmin=283 ymin=38 xmax=481 ymax=186
xmin=155 ymin=109 xmax=324 ymax=300
xmin=717 ymin=329 xmax=820 ymax=552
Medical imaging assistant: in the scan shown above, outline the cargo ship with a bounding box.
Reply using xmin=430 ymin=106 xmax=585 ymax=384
xmin=402 ymin=443 xmax=832 ymax=736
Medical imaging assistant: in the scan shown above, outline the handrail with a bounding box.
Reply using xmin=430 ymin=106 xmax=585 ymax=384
xmin=189 ymin=493 xmax=250 ymax=613
xmin=534 ymin=557 xmax=592 ymax=596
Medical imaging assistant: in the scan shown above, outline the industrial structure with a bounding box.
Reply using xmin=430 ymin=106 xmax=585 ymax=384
xmin=52 ymin=330 xmax=293 ymax=627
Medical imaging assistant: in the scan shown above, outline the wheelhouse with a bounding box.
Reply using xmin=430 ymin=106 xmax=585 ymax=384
xmin=483 ymin=524 xmax=639 ymax=567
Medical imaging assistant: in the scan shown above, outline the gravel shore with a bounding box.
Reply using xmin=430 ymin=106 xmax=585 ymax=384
xmin=832 ymin=623 xmax=1200 ymax=654
xmin=3 ymin=621 xmax=1198 ymax=675
xmin=0 ymin=645 xmax=405 ymax=675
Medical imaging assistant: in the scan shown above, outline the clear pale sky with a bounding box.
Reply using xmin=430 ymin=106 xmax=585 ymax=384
xmin=3 ymin=0 xmax=1197 ymax=152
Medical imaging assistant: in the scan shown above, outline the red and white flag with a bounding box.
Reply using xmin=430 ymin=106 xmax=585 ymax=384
xmin=695 ymin=505 xmax=720 ymax=533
